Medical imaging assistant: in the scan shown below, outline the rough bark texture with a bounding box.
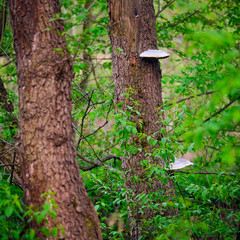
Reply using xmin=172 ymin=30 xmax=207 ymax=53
xmin=108 ymin=0 xmax=177 ymax=239
xmin=9 ymin=1 xmax=102 ymax=239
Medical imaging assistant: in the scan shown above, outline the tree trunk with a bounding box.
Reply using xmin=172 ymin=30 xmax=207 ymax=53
xmin=0 ymin=0 xmax=6 ymax=47
xmin=9 ymin=1 xmax=102 ymax=239
xmin=80 ymin=0 xmax=94 ymax=90
xmin=108 ymin=0 xmax=177 ymax=239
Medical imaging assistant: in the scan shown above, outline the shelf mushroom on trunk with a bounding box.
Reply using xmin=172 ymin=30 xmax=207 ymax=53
xmin=139 ymin=49 xmax=170 ymax=59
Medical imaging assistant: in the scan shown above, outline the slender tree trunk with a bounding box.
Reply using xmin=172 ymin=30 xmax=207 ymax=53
xmin=80 ymin=0 xmax=93 ymax=90
xmin=9 ymin=1 xmax=102 ymax=239
xmin=108 ymin=1 xmax=177 ymax=239
xmin=0 ymin=0 xmax=6 ymax=47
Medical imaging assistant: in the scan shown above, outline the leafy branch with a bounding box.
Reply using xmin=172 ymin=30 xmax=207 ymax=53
xmin=77 ymin=152 xmax=121 ymax=171
xmin=204 ymin=96 xmax=240 ymax=123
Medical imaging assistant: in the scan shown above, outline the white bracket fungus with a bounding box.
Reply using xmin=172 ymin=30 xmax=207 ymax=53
xmin=139 ymin=49 xmax=169 ymax=59
xmin=166 ymin=158 xmax=193 ymax=170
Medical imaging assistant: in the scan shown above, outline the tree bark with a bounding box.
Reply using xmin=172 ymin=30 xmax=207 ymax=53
xmin=9 ymin=0 xmax=102 ymax=239
xmin=108 ymin=0 xmax=177 ymax=239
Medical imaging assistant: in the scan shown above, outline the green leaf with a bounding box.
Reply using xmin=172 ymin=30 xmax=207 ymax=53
xmin=95 ymin=205 xmax=100 ymax=211
xmin=150 ymin=139 xmax=158 ymax=146
xmin=49 ymin=209 xmax=57 ymax=220
xmin=43 ymin=202 xmax=51 ymax=211
xmin=59 ymin=224 xmax=66 ymax=236
xmin=29 ymin=229 xmax=35 ymax=239
xmin=5 ymin=205 xmax=13 ymax=217
xmin=188 ymin=143 xmax=194 ymax=152
xmin=133 ymin=175 xmax=138 ymax=184
xmin=36 ymin=209 xmax=48 ymax=224
xmin=40 ymin=227 xmax=50 ymax=237
xmin=201 ymin=188 xmax=208 ymax=200
xmin=161 ymin=138 xmax=167 ymax=145
xmin=52 ymin=227 xmax=58 ymax=238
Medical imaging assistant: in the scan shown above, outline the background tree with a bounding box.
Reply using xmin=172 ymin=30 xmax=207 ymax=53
xmin=107 ymin=0 xmax=178 ymax=238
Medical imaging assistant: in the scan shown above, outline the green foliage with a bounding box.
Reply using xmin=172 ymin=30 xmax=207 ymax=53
xmin=0 ymin=0 xmax=239 ymax=239
xmin=0 ymin=185 xmax=63 ymax=240
xmin=0 ymin=182 xmax=24 ymax=239
xmin=23 ymin=191 xmax=64 ymax=239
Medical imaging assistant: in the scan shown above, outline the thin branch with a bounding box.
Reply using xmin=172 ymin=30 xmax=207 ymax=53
xmin=175 ymin=170 xmax=236 ymax=177
xmin=0 ymin=138 xmax=15 ymax=146
xmin=165 ymin=91 xmax=214 ymax=107
xmin=84 ymin=120 xmax=108 ymax=139
xmin=76 ymin=152 xmax=121 ymax=171
xmin=159 ymin=9 xmax=201 ymax=30
xmin=77 ymin=90 xmax=94 ymax=147
xmin=207 ymin=145 xmax=220 ymax=151
xmin=10 ymin=150 xmax=16 ymax=184
xmin=81 ymin=100 xmax=113 ymax=140
xmin=0 ymin=163 xmax=18 ymax=167
xmin=91 ymin=62 xmax=103 ymax=93
xmin=176 ymin=91 xmax=214 ymax=104
xmin=86 ymin=0 xmax=98 ymax=12
xmin=1 ymin=59 xmax=14 ymax=68
xmin=0 ymin=146 xmax=16 ymax=158
xmin=156 ymin=0 xmax=175 ymax=18
xmin=101 ymin=154 xmax=121 ymax=162
xmin=84 ymin=137 xmax=101 ymax=160
xmin=204 ymin=96 xmax=240 ymax=123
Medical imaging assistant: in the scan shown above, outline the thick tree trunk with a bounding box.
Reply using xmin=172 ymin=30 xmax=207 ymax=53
xmin=108 ymin=0 xmax=177 ymax=239
xmin=9 ymin=1 xmax=102 ymax=239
